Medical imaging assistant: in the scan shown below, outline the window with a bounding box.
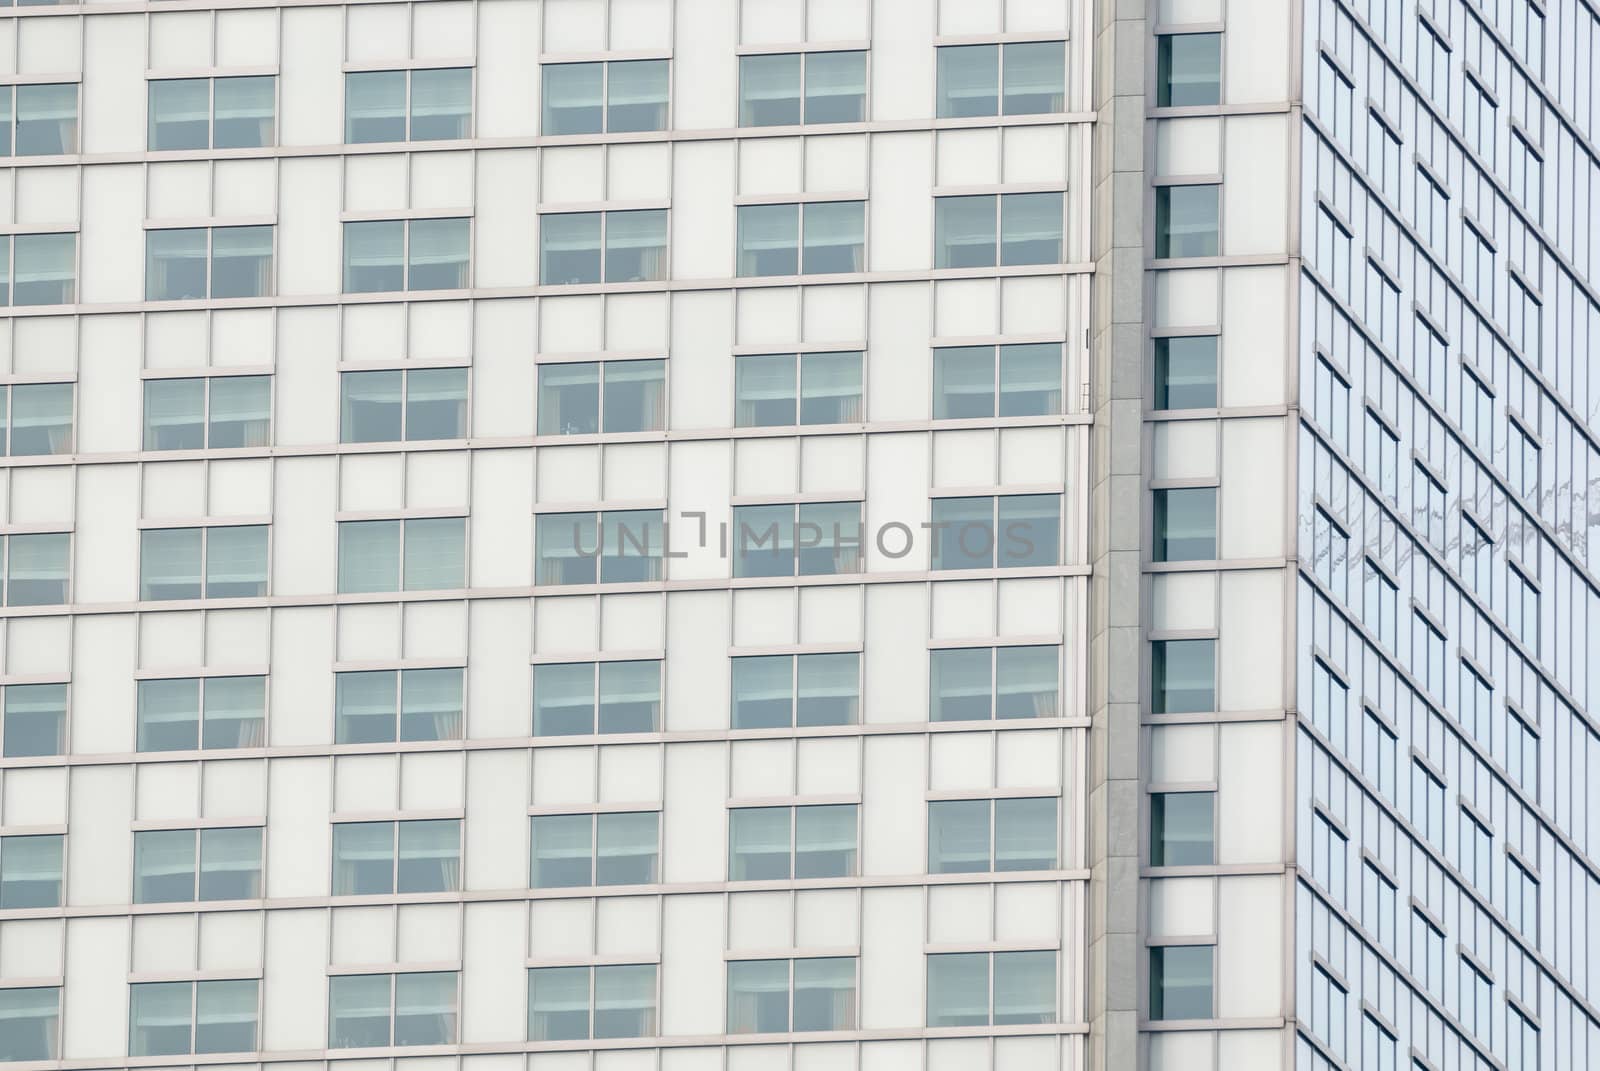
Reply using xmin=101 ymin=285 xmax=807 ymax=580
xmin=0 ymin=987 xmax=58 ymax=1062
xmin=0 ymin=233 xmax=76 ymax=306
xmin=1508 ymin=418 xmax=1539 ymax=501
xmin=934 ymin=192 xmax=1064 ymax=268
xmin=335 ymin=668 xmax=463 ymax=744
xmin=343 ymin=218 xmax=469 ymax=293
xmin=1460 ymin=805 xmax=1492 ymax=890
xmin=1461 ymin=363 xmax=1493 ymax=453
xmin=535 ymin=509 xmax=663 ymax=585
xmin=1412 ymin=610 xmax=1445 ymax=696
xmin=3 ymin=683 xmax=65 ymax=758
xmin=346 ymin=68 xmax=471 ymax=142
xmin=0 ymin=382 xmax=72 ymax=456
xmin=1367 ymin=109 xmax=1401 ymax=196
xmin=146 ymin=226 xmax=274 ymax=300
xmin=732 ymin=501 xmax=863 ymax=577
xmin=0 ymin=834 xmax=61 ymax=908
xmin=1510 ymin=127 xmax=1542 ymax=222
xmin=533 ymin=659 xmax=661 ymax=736
xmin=727 ymin=957 xmax=857 ymax=1033
xmin=1151 ymin=639 xmax=1214 ymax=713
xmin=1508 ymin=1001 xmax=1539 ymax=1069
xmin=1153 ymin=336 xmax=1217 ymax=409
xmin=1506 ymin=707 xmax=1539 ymax=795
xmin=1362 ymin=707 xmax=1397 ymax=800
xmin=1363 ymin=560 xmax=1398 ymax=651
xmin=144 ymin=375 xmax=271 ymax=450
xmin=929 ymin=494 xmax=1060 ymax=570
xmin=932 ymin=343 xmax=1063 ymax=418
xmin=2 ymin=533 xmax=69 ymax=607
xmin=1458 ymin=659 xmax=1492 ymax=742
xmin=0 ymin=83 xmax=77 ymax=155
xmin=731 ymin=652 xmax=859 ymax=729
xmin=1152 ymin=487 xmax=1216 ymax=562
xmin=148 ymin=76 xmax=274 ymax=150
xmin=1156 ymin=33 xmax=1220 ymax=107
xmin=528 ymin=964 xmax=657 ymax=1041
xmin=328 ymin=972 xmax=458 ymax=1048
xmin=137 ymin=675 xmax=266 ymax=752
xmin=332 ymin=819 xmax=461 ymax=894
xmin=1361 ymin=1011 xmax=1398 ymax=1071
xmin=735 ymin=351 xmax=863 ymax=426
xmin=1508 ymin=563 xmax=1539 ymax=649
xmin=1365 ymin=259 xmax=1400 ymax=350
xmin=543 ymin=60 xmax=669 ymax=134
xmin=1411 ymin=759 xmax=1444 ymax=849
xmin=337 ymin=517 xmax=466 ymax=593
xmin=1316 ymin=53 xmax=1353 ymax=143
xmin=1414 ymin=164 xmax=1449 ymax=259
xmin=1361 ymin=859 xmax=1396 ymax=951
xmin=540 ymin=209 xmax=668 ymax=285
xmin=1312 ymin=354 xmax=1350 ymax=447
xmin=1311 ymin=810 xmax=1348 ymax=899
xmin=340 ymin=368 xmax=467 ymax=443
xmin=132 ymin=826 xmax=263 ymax=903
xmin=929 ymin=645 xmax=1059 ymax=721
xmin=739 ymin=51 xmax=866 ymax=126
xmin=1464 ymin=72 xmax=1495 ymax=166
xmin=1507 ymin=853 xmax=1538 ymax=941
xmin=129 ymin=979 xmax=259 ymax=1057
xmin=1365 ymin=410 xmax=1398 ymax=501
xmin=1464 ymin=220 xmax=1494 ymax=310
xmin=1312 ymin=507 xmax=1349 ymax=601
xmin=737 ymin=201 xmax=865 ymax=277
xmin=140 ymin=525 xmax=267 ymax=601
xmin=1412 ymin=462 xmax=1445 ymax=550
xmin=1309 ymin=963 xmax=1348 ymax=1060
xmin=927 ymin=797 xmax=1057 ymax=873
xmin=927 ymin=951 xmax=1055 ymax=1026
xmin=1154 ymin=185 xmax=1219 ymax=258
xmin=1459 ymin=956 xmax=1492 ymax=1043
xmin=935 ymin=42 xmax=1064 ymax=117
xmin=729 ymin=804 xmax=858 ymax=879
xmin=1416 ymin=20 xmax=1449 ymax=109
xmin=537 ymin=359 xmax=665 ymax=435
xmin=530 ymin=811 xmax=659 ymax=888
xmin=1149 ymin=945 xmax=1212 ymax=1019
xmin=1310 ymin=659 xmax=1348 ymax=746
xmin=1150 ymin=791 xmax=1213 ymax=865
xmin=1315 ymin=204 xmax=1353 ymax=299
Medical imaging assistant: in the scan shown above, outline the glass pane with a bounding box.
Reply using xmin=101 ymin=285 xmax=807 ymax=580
xmin=145 ymin=377 xmax=206 ymax=451
xmin=400 ymin=667 xmax=463 ymax=742
xmin=729 ymin=807 xmax=791 ymax=880
xmin=529 ymin=966 xmax=590 ymax=1041
xmin=1151 ymin=945 xmax=1213 ymax=1020
xmin=999 ymin=342 xmax=1062 ymax=416
xmin=937 ymin=45 xmax=999 ymax=117
xmin=0 ymin=834 xmax=62 ymax=909
xmin=0 ymin=988 xmax=59 ymax=1062
xmin=796 ymin=651 xmax=858 ymax=726
xmin=403 ymin=516 xmax=465 ymax=590
xmin=542 ymin=212 xmax=603 ymax=284
xmin=141 ymin=527 xmax=203 ymax=601
xmin=408 ymin=217 xmax=469 ymax=290
xmin=205 ymin=524 xmax=268 ymax=598
xmin=998 ymin=494 xmax=1060 ymax=567
xmin=800 ymin=350 xmax=863 ymax=424
xmin=209 ymin=225 xmax=274 ymax=299
xmin=1003 ymin=41 xmax=1065 ymax=115
xmin=928 ymin=799 xmax=990 ymax=873
xmin=995 ymin=796 xmax=1057 ymax=871
xmin=134 ymin=829 xmax=196 ymax=904
xmin=531 ymin=814 xmax=593 ymax=888
xmin=534 ymin=662 xmax=596 ymax=736
xmin=335 ymin=670 xmax=397 ymax=745
xmin=594 ymin=963 xmax=656 ymax=1038
xmin=733 ymin=503 xmax=793 ymax=578
xmin=146 ymin=227 xmax=208 ymax=301
xmin=5 ymin=533 xmax=68 ymax=606
xmin=338 ymin=519 xmax=401 ymax=593
xmin=996 ymin=645 xmax=1059 ymax=718
xmin=543 ymin=63 xmax=604 ymax=135
xmin=344 ymin=220 xmax=405 ymax=293
xmin=9 ymin=381 xmax=72 ymax=456
xmin=397 ymin=819 xmax=460 ymax=892
xmin=740 ymin=53 xmax=802 ymax=127
xmin=602 ymin=359 xmax=666 ymax=433
xmin=536 ymin=512 xmax=599 ymax=585
xmin=1155 ymin=184 xmax=1220 ymax=259
xmin=795 ymin=804 xmax=857 ymax=878
xmin=797 ymin=501 xmax=860 ymax=576
xmin=1000 ymin=191 xmax=1063 ymax=265
xmin=930 ymin=496 xmax=993 ymax=570
xmin=333 ymin=821 xmax=395 ymax=894
xmin=737 ymin=203 xmax=799 ymax=277
xmin=346 ymin=70 xmax=406 ymax=143
xmin=329 ymin=973 xmax=392 ymax=1048
xmin=129 ymin=981 xmax=192 ymax=1057
xmin=793 ymin=957 xmax=855 ymax=1031
xmin=342 ymin=369 xmax=404 ymax=443
xmin=732 ymin=654 xmax=793 ymax=729
xmin=735 ymin=354 xmax=797 ymax=427
xmin=926 ymin=953 xmax=988 ymax=1026
xmin=15 ymin=84 xmax=76 ymax=155
xmin=802 ymin=201 xmax=864 ymax=274
xmin=198 ymin=826 xmax=262 ymax=900
xmin=539 ymin=362 xmax=600 ymax=435
xmin=994 ymin=950 xmax=1055 ymax=1024
xmin=1152 ymin=639 xmax=1215 ymax=714
xmin=1153 ymin=487 xmax=1217 ymax=561
xmin=202 ymin=675 xmax=266 ymax=750
xmin=727 ymin=960 xmax=789 ymax=1034
xmin=149 ymin=78 xmax=209 ymax=150
xmin=935 ymin=194 xmax=997 ymax=270
xmin=195 ymin=978 xmax=258 ymax=1054
xmin=599 ymin=659 xmax=660 ymax=734
xmin=1152 ymin=791 xmax=1215 ymax=866
xmin=930 ymin=647 xmax=992 ymax=722
xmin=596 ymin=811 xmax=657 ymax=885
xmin=933 ymin=346 xmax=995 ymax=418
xmin=138 ymin=678 xmax=200 ymax=752
xmin=208 ymin=375 xmax=271 ymax=448
xmin=805 ymin=51 xmax=867 ymax=124
xmin=410 ymin=67 xmax=472 ymax=140
xmin=3 ymin=683 xmax=65 ymax=758
xmin=1158 ymin=33 xmax=1222 ymax=107
xmin=213 ymin=76 xmax=275 ymax=149
xmin=1153 ymin=336 xmax=1218 ymax=409
xmin=607 ymin=59 xmax=669 ymax=133
xmin=406 ymin=366 xmax=468 ymax=440
xmin=604 ymin=209 xmax=667 ymax=283
xmin=396 ymin=970 xmax=458 ymax=1046
xmin=600 ymin=509 xmax=662 ymax=583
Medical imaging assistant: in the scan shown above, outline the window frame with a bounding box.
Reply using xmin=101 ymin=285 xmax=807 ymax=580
xmin=2 ymin=81 xmax=79 ymax=157
xmin=934 ymin=40 xmax=1067 ymax=119
xmin=928 ymin=492 xmax=1063 ymax=571
xmin=342 ymin=216 xmax=472 ymax=294
xmin=1153 ymin=181 xmax=1221 ymax=260
xmin=538 ymin=208 xmax=670 ymax=286
xmin=729 ymin=650 xmax=862 ymax=730
xmin=535 ymin=355 xmax=669 ymax=437
xmin=735 ymin=199 xmax=867 ymax=278
xmin=526 ymin=961 xmax=661 ymax=1041
xmin=737 ymin=48 xmax=869 ymax=128
xmin=327 ymin=969 xmax=462 ymax=1049
xmin=534 ymin=508 xmax=666 ymax=586
xmin=131 ymin=824 xmax=265 ymax=905
xmin=336 ymin=515 xmax=469 ymax=594
xmin=727 ymin=802 xmax=861 ymax=881
xmin=725 ymin=954 xmax=860 ymax=1034
xmin=733 ymin=349 xmax=865 ymax=428
xmin=541 ymin=58 xmax=671 ymax=135
xmin=139 ymin=523 xmax=270 ymax=602
xmin=142 ymin=372 xmax=273 ymax=452
xmin=926 ymin=795 xmax=1060 ymax=874
xmin=127 ymin=976 xmax=262 ymax=1057
xmin=730 ymin=499 xmax=865 ymax=578
xmin=136 ymin=673 xmax=268 ymax=753
xmin=338 ymin=365 xmax=470 ymax=444
xmin=932 ymin=191 xmax=1067 ymax=269
xmin=345 ymin=66 xmax=474 ymax=144
xmin=330 ymin=817 xmax=463 ymax=896
xmin=2 ymin=680 xmax=68 ymax=758
xmin=144 ymin=224 xmax=277 ymax=302
xmin=927 ymin=643 xmax=1063 ymax=723
xmin=930 ymin=341 xmax=1066 ymax=420
xmin=925 ymin=948 xmax=1059 ymax=1027
xmin=1 ymin=231 xmax=78 ymax=307
xmin=147 ymin=74 xmax=277 ymax=151
xmin=531 ymin=657 xmax=664 ymax=737
xmin=1155 ymin=32 xmax=1222 ymax=108
xmin=0 ymin=986 xmax=61 ymax=1062
xmin=0 ymin=832 xmax=63 ymax=909
xmin=333 ymin=666 xmax=466 ymax=745
xmin=0 ymin=379 xmax=76 ymax=457
xmin=1148 ymin=941 xmax=1215 ymax=1021
xmin=529 ymin=809 xmax=662 ymax=889
xmin=0 ymin=531 xmax=72 ymax=607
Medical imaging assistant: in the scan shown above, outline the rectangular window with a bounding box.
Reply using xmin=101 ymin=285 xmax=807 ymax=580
xmin=1507 ymin=854 xmax=1538 ymax=941
xmin=544 ymin=60 xmax=669 ymax=134
xmin=729 ymin=804 xmax=859 ymax=880
xmin=533 ymin=659 xmax=662 ymax=736
xmin=1508 ymin=1001 xmax=1539 ymax=1069
xmin=0 ymin=834 xmax=62 ymax=909
xmin=1150 ymin=791 xmax=1214 ymax=866
xmin=1152 ymin=486 xmax=1216 ymax=562
xmin=1506 ymin=707 xmax=1539 ymax=796
xmin=530 ymin=811 xmax=659 ymax=888
xmin=0 ymin=987 xmax=59 ymax=1062
xmin=740 ymin=51 xmax=866 ymax=126
xmin=1459 ymin=659 xmax=1492 ymax=743
xmin=1311 ymin=809 xmax=1349 ymax=901
xmin=137 ymin=675 xmax=266 ymax=753
xmin=1411 ymin=759 xmax=1445 ymax=850
xmin=334 ymin=668 xmax=463 ymax=744
xmin=346 ymin=67 xmax=471 ymax=143
xmin=540 ymin=209 xmax=668 ymax=285
xmin=1309 ymin=963 xmax=1348 ymax=1060
xmin=1 ymin=233 xmax=77 ymax=306
xmin=3 ymin=682 xmax=66 ymax=758
xmin=1149 ymin=945 xmax=1212 ymax=1020
xmin=1364 ymin=409 xmax=1398 ymax=501
xmin=1367 ymin=109 xmax=1401 ymax=196
xmin=133 ymin=826 xmax=263 ymax=903
xmin=1360 ymin=859 xmax=1396 ymax=951
xmin=737 ymin=201 xmax=865 ymax=277
xmin=1508 ymin=418 xmax=1539 ymax=501
xmin=1414 ymin=165 xmax=1449 ymax=257
xmin=1362 ymin=1011 xmax=1397 ymax=1071
xmin=735 ymin=350 xmax=863 ymax=427
xmin=929 ymin=494 xmax=1060 ymax=570
xmin=934 ymin=192 xmax=1064 ymax=268
xmin=1156 ymin=33 xmax=1221 ymax=107
xmin=933 ymin=342 xmax=1063 ymax=418
xmin=1459 ymin=956 xmax=1492 ymax=1044
xmin=146 ymin=225 xmax=274 ymax=300
xmin=537 ymin=359 xmax=666 ymax=436
xmin=1459 ymin=806 xmax=1492 ymax=890
xmin=139 ymin=525 xmax=267 ymax=601
xmin=927 ymin=797 xmax=1057 ymax=874
xmin=731 ymin=652 xmax=859 ymax=729
xmin=936 ymin=42 xmax=1064 ymax=117
xmin=1416 ymin=20 xmax=1450 ymax=110
xmin=728 ymin=956 xmax=858 ymax=1034
xmin=329 ymin=971 xmax=458 ymax=1048
xmin=535 ymin=509 xmax=664 ymax=585
xmin=0 ymin=381 xmax=73 ymax=456
xmin=340 ymin=367 xmax=467 ymax=443
xmin=343 ymin=218 xmax=469 ymax=293
xmin=1461 ymin=363 xmax=1493 ymax=453
xmin=1364 ymin=259 xmax=1400 ymax=351
xmin=1412 ymin=462 xmax=1445 ymax=550
xmin=1151 ymin=638 xmax=1214 ymax=714
xmin=0 ymin=83 xmax=77 ymax=156
xmin=1315 ymin=204 xmax=1354 ymax=299
xmin=1153 ymin=336 xmax=1218 ymax=409
xmin=149 ymin=76 xmax=274 ymax=150
xmin=929 ymin=644 xmax=1059 ymax=722
xmin=129 ymin=979 xmax=259 ymax=1057
xmin=528 ymin=964 xmax=658 ymax=1041
xmin=1510 ymin=273 xmax=1542 ymax=367
xmin=927 ymin=950 xmax=1055 ymax=1026
xmin=1412 ymin=610 xmax=1445 ymax=696
xmin=1154 ymin=184 xmax=1219 ymax=258
xmin=1464 ymin=72 xmax=1496 ymax=166
xmin=1363 ymin=560 xmax=1398 ymax=651
xmin=1316 ymin=53 xmax=1353 ymax=143
xmin=1510 ymin=127 xmax=1542 ymax=222
xmin=1310 ymin=657 xmax=1349 ymax=747
xmin=732 ymin=501 xmax=863 ymax=577
xmin=332 ymin=819 xmax=461 ymax=894
xmin=1508 ymin=563 xmax=1539 ymax=650
xmin=337 ymin=517 xmax=466 ymax=593
xmin=2 ymin=533 xmax=69 ymax=607
xmin=1312 ymin=507 xmax=1349 ymax=602
xmin=144 ymin=375 xmax=271 ymax=450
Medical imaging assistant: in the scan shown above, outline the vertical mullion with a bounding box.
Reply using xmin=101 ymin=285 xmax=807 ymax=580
xmin=404 ymin=70 xmax=413 ymax=142
xmin=388 ymin=971 xmax=397 ymax=1046
xmin=793 ymin=352 xmax=803 ymax=420
xmin=588 ymin=964 xmax=597 ymax=1039
xmin=189 ymin=978 xmax=199 ymax=1054
xmin=601 ymin=62 xmax=610 ymax=134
